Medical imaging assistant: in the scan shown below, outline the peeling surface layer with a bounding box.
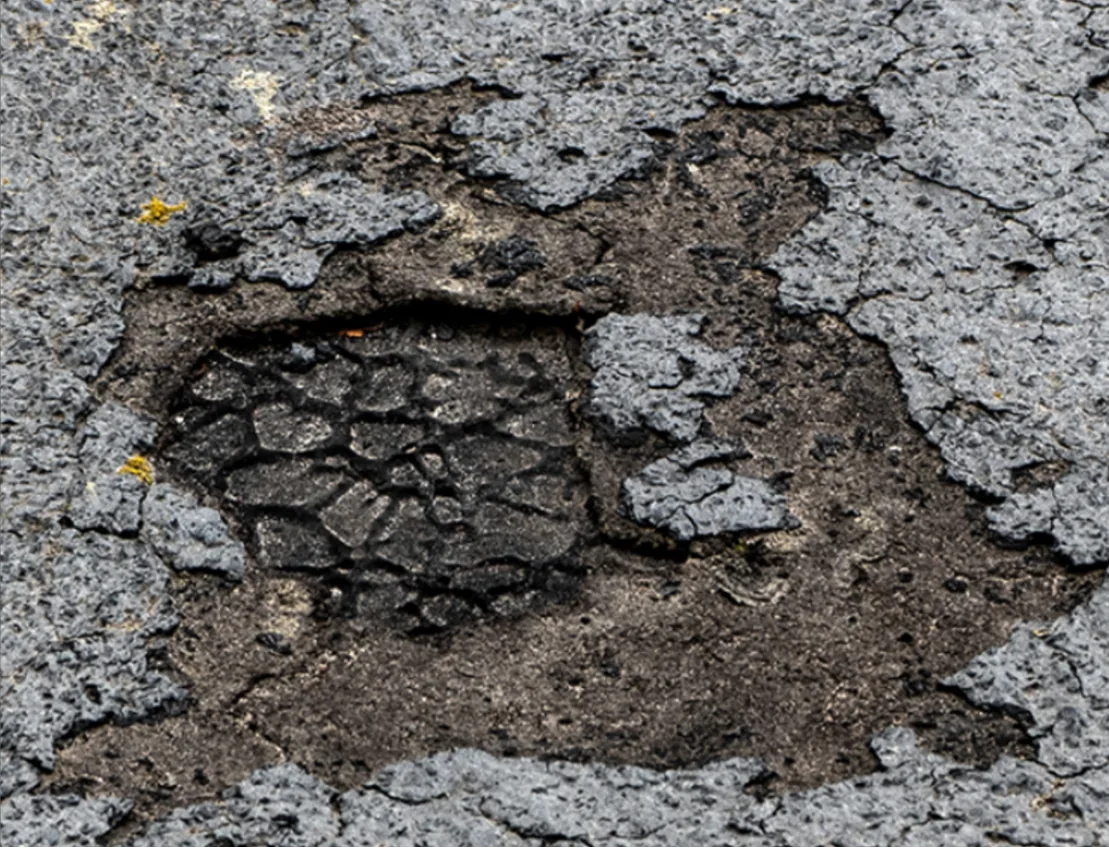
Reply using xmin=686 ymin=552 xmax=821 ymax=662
xmin=2 ymin=0 xmax=1107 ymax=843
xmin=773 ymin=2 xmax=1109 ymax=565
xmin=946 ymin=581 xmax=1109 ymax=777
xmin=124 ymin=732 xmax=1109 ymax=847
xmin=623 ymin=440 xmax=793 ymax=540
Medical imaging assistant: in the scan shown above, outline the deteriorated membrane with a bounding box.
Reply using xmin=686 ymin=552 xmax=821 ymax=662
xmin=162 ymin=319 xmax=588 ymax=631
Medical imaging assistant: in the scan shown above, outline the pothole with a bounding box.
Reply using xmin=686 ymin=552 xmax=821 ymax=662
xmin=48 ymin=88 xmax=1102 ymax=829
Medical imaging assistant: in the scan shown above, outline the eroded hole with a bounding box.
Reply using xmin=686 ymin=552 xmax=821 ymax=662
xmin=55 ymin=88 xmax=1103 ymax=830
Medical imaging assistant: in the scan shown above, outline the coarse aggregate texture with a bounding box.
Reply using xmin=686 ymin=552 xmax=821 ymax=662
xmin=0 ymin=390 xmax=187 ymax=798
xmin=2 ymin=0 xmax=1107 ymax=843
xmin=772 ymin=1 xmax=1109 ymax=566
xmin=946 ymin=579 xmax=1109 ymax=778
xmin=0 ymin=793 xmax=132 ymax=848
xmin=124 ymin=730 xmax=1109 ymax=846
xmin=622 ymin=439 xmax=793 ymax=540
xmin=141 ymin=486 xmax=246 ymax=581
xmin=585 ymin=314 xmax=746 ymax=443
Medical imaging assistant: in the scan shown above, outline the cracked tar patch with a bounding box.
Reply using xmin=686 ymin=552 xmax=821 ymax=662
xmin=161 ymin=317 xmax=588 ymax=632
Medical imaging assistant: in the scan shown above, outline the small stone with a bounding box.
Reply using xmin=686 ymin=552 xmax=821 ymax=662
xmin=188 ymin=264 xmax=238 ymax=292
xmin=255 ymin=631 xmax=294 ymax=655
xmin=353 ymin=364 xmax=412 ymax=413
xmin=320 ymin=482 xmax=390 ymax=549
xmin=623 ymin=440 xmax=792 ymax=540
xmin=419 ymin=594 xmax=475 ymax=629
xmin=142 ymin=484 xmax=245 ymax=580
xmin=430 ymin=496 xmax=464 ymax=524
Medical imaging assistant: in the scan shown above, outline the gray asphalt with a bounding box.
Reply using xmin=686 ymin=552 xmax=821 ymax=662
xmin=2 ymin=0 xmax=1106 ymax=844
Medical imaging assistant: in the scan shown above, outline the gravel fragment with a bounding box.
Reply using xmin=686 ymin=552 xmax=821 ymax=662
xmin=624 ymin=440 xmax=792 ymax=540
xmin=141 ymin=484 xmax=246 ymax=580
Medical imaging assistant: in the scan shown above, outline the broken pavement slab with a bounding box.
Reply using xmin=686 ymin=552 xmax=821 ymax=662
xmin=946 ymin=580 xmax=1109 ymax=778
xmin=585 ymin=313 xmax=746 ymax=443
xmin=77 ymin=734 xmax=1106 ymax=846
xmin=623 ymin=439 xmax=794 ymax=540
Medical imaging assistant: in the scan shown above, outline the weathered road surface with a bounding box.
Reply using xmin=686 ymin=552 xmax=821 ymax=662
xmin=2 ymin=0 xmax=1107 ymax=844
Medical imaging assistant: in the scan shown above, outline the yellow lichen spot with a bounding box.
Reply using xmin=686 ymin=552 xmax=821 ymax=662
xmin=993 ymin=390 xmax=1004 ymax=400
xmin=136 ymin=196 xmax=187 ymax=226
xmin=66 ymin=18 xmax=103 ymax=49
xmin=230 ymin=69 xmax=280 ymax=121
xmin=18 ymin=20 xmax=46 ymax=45
xmin=704 ymin=5 xmax=736 ymax=20
xmin=64 ymin=0 xmax=122 ymax=49
xmin=88 ymin=0 xmax=120 ymax=20
xmin=118 ymin=455 xmax=154 ymax=486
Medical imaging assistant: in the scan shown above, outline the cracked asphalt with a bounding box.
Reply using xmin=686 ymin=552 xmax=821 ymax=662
xmin=2 ymin=0 xmax=1107 ymax=845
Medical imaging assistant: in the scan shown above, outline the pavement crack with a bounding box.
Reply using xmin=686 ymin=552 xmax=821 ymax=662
xmin=890 ymin=161 xmax=1037 ymax=216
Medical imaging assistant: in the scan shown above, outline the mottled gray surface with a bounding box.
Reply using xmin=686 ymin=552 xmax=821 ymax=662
xmin=586 ymin=314 xmax=745 ymax=442
xmin=946 ymin=580 xmax=1109 ymax=778
xmin=2 ymin=0 xmax=1107 ymax=844
xmin=0 ymin=392 xmax=184 ymax=798
xmin=772 ymin=1 xmax=1109 ymax=566
xmin=130 ymin=765 xmax=340 ymax=848
xmin=142 ymin=486 xmax=245 ymax=580
xmin=623 ymin=440 xmax=792 ymax=540
xmin=0 ymin=793 xmax=131 ymax=848
xmin=125 ymin=730 xmax=1109 ymax=846
xmin=585 ymin=314 xmax=791 ymax=541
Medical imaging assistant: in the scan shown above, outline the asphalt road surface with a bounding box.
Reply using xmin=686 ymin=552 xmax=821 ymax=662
xmin=2 ymin=0 xmax=1107 ymax=844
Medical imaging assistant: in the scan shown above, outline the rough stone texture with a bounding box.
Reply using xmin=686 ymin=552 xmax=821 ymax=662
xmin=946 ymin=581 xmax=1109 ymax=777
xmin=131 ymin=765 xmax=340 ymax=848
xmin=623 ymin=440 xmax=793 ymax=540
xmin=141 ymin=485 xmax=246 ymax=580
xmin=584 ymin=314 xmax=793 ymax=541
xmin=772 ymin=0 xmax=1109 ymax=566
xmin=128 ymin=730 xmax=1109 ymax=846
xmin=161 ymin=321 xmax=589 ymax=631
xmin=586 ymin=314 xmax=745 ymax=443
xmin=0 ymin=366 xmax=185 ymax=797
xmin=2 ymin=0 xmax=1107 ymax=842
xmin=0 ymin=529 xmax=183 ymax=794
xmin=760 ymin=728 xmax=1105 ymax=847
xmin=353 ymin=0 xmax=906 ymax=211
xmin=0 ymin=793 xmax=132 ymax=848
